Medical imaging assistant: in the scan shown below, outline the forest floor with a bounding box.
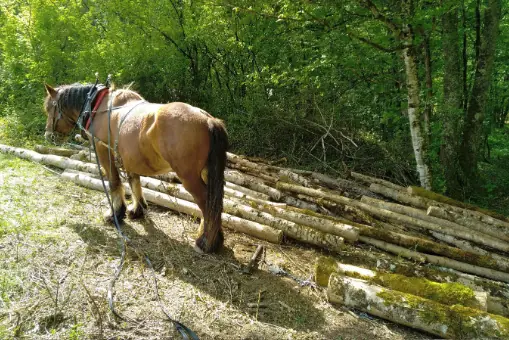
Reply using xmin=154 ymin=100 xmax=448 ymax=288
xmin=0 ymin=153 xmax=433 ymax=340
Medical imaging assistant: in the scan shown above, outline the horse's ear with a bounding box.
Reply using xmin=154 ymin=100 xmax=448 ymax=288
xmin=44 ymin=83 xmax=58 ymax=98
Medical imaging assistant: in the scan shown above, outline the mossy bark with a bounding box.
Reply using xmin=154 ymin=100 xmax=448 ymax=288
xmin=328 ymin=274 xmax=509 ymax=339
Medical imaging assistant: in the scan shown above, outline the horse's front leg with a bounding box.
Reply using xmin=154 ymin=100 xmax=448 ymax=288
xmin=126 ymin=172 xmax=148 ymax=219
xmin=95 ymin=143 xmax=127 ymax=223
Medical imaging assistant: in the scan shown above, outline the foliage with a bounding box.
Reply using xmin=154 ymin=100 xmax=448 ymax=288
xmin=0 ymin=0 xmax=508 ymax=212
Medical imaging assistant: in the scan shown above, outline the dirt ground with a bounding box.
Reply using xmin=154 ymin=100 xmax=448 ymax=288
xmin=0 ymin=154 xmax=433 ymax=340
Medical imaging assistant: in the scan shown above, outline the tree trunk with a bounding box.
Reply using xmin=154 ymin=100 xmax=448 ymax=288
xmin=317 ymin=259 xmax=488 ymax=310
xmin=403 ymin=44 xmax=432 ymax=189
xmin=327 ymin=274 xmax=509 ymax=339
xmin=441 ymin=1 xmax=465 ymax=198
xmin=360 ymin=195 xmax=509 ymax=253
xmin=358 ymin=236 xmax=509 ymax=283
xmin=460 ymin=0 xmax=502 ymax=189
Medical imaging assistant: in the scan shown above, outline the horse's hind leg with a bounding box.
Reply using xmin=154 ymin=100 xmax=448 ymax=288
xmin=95 ymin=143 xmax=126 ymax=223
xmin=127 ymin=172 xmax=148 ymax=219
xmin=180 ymin=172 xmax=223 ymax=253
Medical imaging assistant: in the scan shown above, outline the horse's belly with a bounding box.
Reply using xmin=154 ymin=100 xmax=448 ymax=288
xmin=123 ymin=157 xmax=173 ymax=176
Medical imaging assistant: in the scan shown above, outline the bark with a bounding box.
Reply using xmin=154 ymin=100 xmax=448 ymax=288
xmin=139 ymin=177 xmax=345 ymax=252
xmin=441 ymin=1 xmax=465 ymax=198
xmin=327 ymin=274 xmax=509 ymax=339
xmin=225 ymin=182 xmax=271 ymax=201
xmin=34 ymin=145 xmax=80 ymax=157
xmin=370 ymin=183 xmax=429 ymax=209
xmin=0 ymin=144 xmax=100 ymax=175
xmin=358 ymin=223 xmax=509 ymax=273
xmin=427 ymin=206 xmax=509 ymax=242
xmin=311 ymin=172 xmax=382 ymax=199
xmin=358 ymin=236 xmax=509 ymax=283
xmin=250 ymin=202 xmax=359 ymax=242
xmin=423 ymin=34 xmax=432 ymax=143
xmin=278 ymin=181 xmax=509 ymax=252
xmin=402 ymin=43 xmax=432 ymax=189
xmin=317 ymin=260 xmax=488 ymax=310
xmin=460 ymin=0 xmax=502 ymax=188
xmin=278 ymin=169 xmax=312 ymax=187
xmin=429 ymin=231 xmax=509 ymax=272
xmin=409 ymin=185 xmax=509 ymax=222
xmin=360 ymin=196 xmax=509 ymax=253
xmin=60 ymin=171 xmax=283 ymax=244
xmin=225 ymin=170 xmax=282 ymax=200
xmin=228 ymin=163 xmax=279 ymax=183
xmin=350 ymin=171 xmax=405 ymax=192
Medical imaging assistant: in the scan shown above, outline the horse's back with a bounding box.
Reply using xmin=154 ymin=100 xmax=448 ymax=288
xmin=118 ymin=101 xmax=214 ymax=177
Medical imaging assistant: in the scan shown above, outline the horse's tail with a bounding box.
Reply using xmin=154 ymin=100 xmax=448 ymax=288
xmin=199 ymin=118 xmax=228 ymax=252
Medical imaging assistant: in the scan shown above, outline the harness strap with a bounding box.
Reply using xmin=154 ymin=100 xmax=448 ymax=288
xmin=85 ymin=88 xmax=109 ymax=131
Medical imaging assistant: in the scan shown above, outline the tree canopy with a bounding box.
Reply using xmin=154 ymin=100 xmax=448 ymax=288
xmin=0 ymin=0 xmax=508 ymax=211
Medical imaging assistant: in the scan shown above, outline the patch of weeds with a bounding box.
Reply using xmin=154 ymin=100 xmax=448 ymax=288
xmin=69 ymin=322 xmax=85 ymax=340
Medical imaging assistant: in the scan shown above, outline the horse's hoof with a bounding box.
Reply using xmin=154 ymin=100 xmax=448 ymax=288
xmin=103 ymin=205 xmax=126 ymax=224
xmin=194 ymin=230 xmax=224 ymax=253
xmin=127 ymin=204 xmax=145 ymax=220
xmin=193 ymin=244 xmax=205 ymax=254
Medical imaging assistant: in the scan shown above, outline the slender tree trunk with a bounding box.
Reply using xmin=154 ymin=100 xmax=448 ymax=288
xmin=423 ymin=34 xmax=433 ymax=144
xmin=460 ymin=0 xmax=502 ymax=188
xmin=441 ymin=1 xmax=464 ymax=198
xmin=403 ymin=43 xmax=432 ymax=189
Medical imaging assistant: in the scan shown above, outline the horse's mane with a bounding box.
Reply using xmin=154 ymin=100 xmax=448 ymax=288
xmin=51 ymin=83 xmax=96 ymax=112
xmin=112 ymin=88 xmax=144 ymax=104
xmin=47 ymin=83 xmax=145 ymax=112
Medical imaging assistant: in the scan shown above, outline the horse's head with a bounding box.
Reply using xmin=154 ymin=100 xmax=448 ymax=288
xmin=43 ymin=83 xmax=89 ymax=144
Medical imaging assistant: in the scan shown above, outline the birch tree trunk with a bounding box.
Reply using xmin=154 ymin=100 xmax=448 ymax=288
xmin=403 ymin=44 xmax=432 ymax=190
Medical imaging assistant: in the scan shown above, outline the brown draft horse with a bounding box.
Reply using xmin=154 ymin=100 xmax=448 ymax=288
xmin=43 ymin=83 xmax=228 ymax=253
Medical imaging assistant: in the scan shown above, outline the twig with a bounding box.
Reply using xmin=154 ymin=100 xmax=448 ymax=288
xmin=243 ymin=245 xmax=264 ymax=274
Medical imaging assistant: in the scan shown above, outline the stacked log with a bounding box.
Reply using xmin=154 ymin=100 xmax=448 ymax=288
xmin=3 ymin=142 xmax=509 ymax=338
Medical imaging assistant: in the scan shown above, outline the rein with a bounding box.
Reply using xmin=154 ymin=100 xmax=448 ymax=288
xmin=54 ymin=79 xmax=199 ymax=339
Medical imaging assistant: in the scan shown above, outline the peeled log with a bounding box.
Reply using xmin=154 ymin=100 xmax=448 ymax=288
xmin=327 ymin=274 xmax=509 ymax=339
xmin=360 ymin=196 xmax=509 ymax=253
xmin=0 ymin=144 xmax=100 ymax=175
xmin=358 ymin=236 xmax=509 ymax=283
xmin=34 ymin=145 xmax=80 ymax=157
xmin=316 ymin=259 xmax=487 ymax=310
xmin=350 ymin=172 xmax=406 ymax=192
xmin=427 ymin=206 xmax=509 ymax=241
xmin=61 ymin=171 xmax=283 ymax=244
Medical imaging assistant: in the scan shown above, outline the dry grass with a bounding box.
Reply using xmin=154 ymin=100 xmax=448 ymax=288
xmin=0 ymin=154 xmax=431 ymax=339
